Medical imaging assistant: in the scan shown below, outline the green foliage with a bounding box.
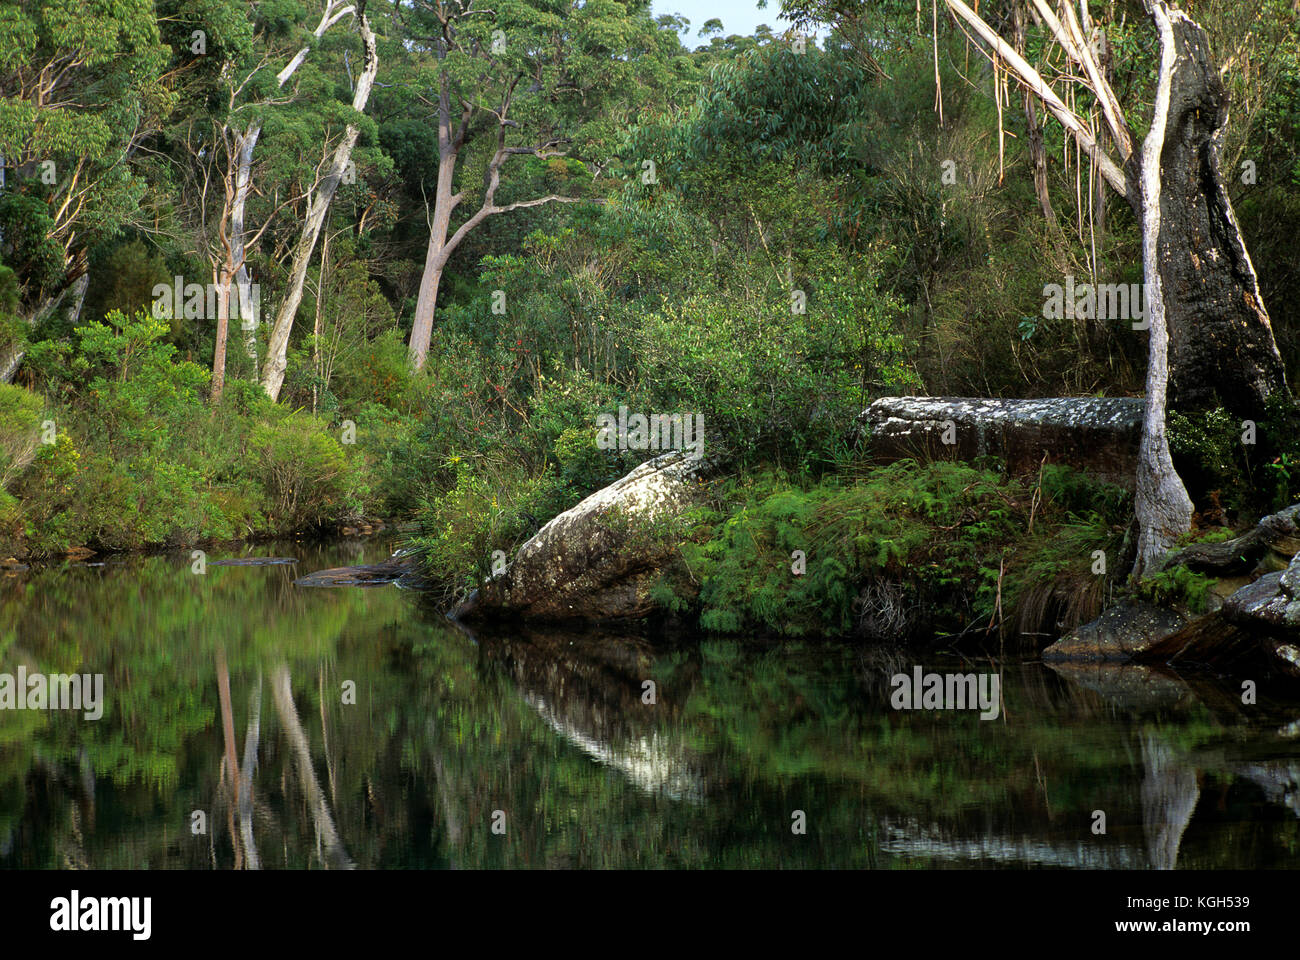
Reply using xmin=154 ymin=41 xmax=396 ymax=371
xmin=0 ymin=383 xmax=43 ymax=489
xmin=1169 ymin=406 xmax=1248 ymax=505
xmin=409 ymin=460 xmax=574 ymax=599
xmin=83 ymin=239 xmax=170 ymax=324
xmin=1169 ymin=396 xmax=1300 ymax=515
xmin=7 ymin=312 xmax=379 ymax=553
xmin=246 ymin=414 xmax=365 ymax=529
xmin=1138 ymin=565 xmax=1220 ymax=616
xmin=673 ymin=460 xmax=1119 ymax=639
xmin=554 ymin=425 xmax=617 ymax=492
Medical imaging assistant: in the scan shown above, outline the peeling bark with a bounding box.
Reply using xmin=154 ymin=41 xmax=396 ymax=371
xmin=943 ymin=0 xmax=1293 ymax=426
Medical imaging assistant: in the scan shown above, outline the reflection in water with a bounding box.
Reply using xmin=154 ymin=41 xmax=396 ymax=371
xmin=1 ymin=540 xmax=1299 ymax=869
xmin=1234 ymin=762 xmax=1300 ymax=819
xmin=524 ymin=693 xmax=704 ymax=803
xmin=877 ymin=818 xmax=1145 ymax=868
xmin=1140 ymin=734 xmax=1200 ymax=870
xmin=271 ymin=666 xmax=353 ymax=870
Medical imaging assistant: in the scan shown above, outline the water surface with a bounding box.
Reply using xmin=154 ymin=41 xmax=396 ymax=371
xmin=2 ymin=540 xmax=1298 ymax=869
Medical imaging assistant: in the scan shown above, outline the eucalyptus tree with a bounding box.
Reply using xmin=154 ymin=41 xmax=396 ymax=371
xmin=162 ymin=0 xmax=374 ymax=401
xmin=396 ymin=0 xmax=677 ymax=371
xmin=260 ymin=1 xmax=379 ymax=401
xmin=788 ymin=0 xmax=1295 ymax=574
xmin=0 ymin=0 xmax=172 ymax=380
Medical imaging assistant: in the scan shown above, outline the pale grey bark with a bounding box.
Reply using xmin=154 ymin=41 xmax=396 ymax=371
xmin=406 ymin=38 xmax=583 ymax=370
xmin=238 ymin=674 xmax=262 ymax=870
xmin=1140 ymin=732 xmax=1199 ymax=870
xmin=943 ymin=1 xmax=1218 ymax=575
xmin=222 ymin=0 xmax=355 ymax=372
xmin=1132 ymin=3 xmax=1194 ymax=577
xmin=261 ymin=6 xmax=377 ymax=400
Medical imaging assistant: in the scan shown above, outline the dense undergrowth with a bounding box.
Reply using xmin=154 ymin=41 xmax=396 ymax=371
xmin=641 ymin=459 xmax=1132 ymax=643
xmin=2 ymin=11 xmax=1298 ymax=649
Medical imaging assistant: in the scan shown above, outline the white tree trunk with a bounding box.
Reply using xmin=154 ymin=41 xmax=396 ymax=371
xmin=407 ymin=155 xmax=456 ymax=371
xmin=261 ymin=8 xmax=378 ymax=401
xmin=230 ymin=127 xmax=262 ymax=362
xmin=222 ymin=0 xmax=355 ymax=380
xmin=1132 ymin=1 xmax=1193 ymax=577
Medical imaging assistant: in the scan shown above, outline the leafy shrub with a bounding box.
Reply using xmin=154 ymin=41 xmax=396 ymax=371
xmin=666 ymin=460 xmax=1123 ymax=641
xmin=409 ymin=461 xmax=575 ymax=601
xmin=0 ymin=383 xmax=44 ymax=489
xmin=246 ymin=414 xmax=365 ymax=529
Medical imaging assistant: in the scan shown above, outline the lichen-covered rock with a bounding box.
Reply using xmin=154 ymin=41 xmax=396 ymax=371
xmin=858 ymin=396 xmax=1143 ymax=485
xmin=1042 ymin=600 xmax=1188 ymax=662
xmin=1281 ymin=553 xmax=1300 ymax=598
xmin=475 ymin=449 xmax=708 ymax=621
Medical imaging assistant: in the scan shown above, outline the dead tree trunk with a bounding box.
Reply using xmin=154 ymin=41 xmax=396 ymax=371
xmin=1151 ymin=12 xmax=1289 ymax=418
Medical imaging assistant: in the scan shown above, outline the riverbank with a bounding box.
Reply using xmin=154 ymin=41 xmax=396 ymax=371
xmin=0 ymin=316 xmax=432 ymax=561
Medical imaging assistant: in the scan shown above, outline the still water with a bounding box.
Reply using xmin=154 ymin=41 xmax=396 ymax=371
xmin=2 ymin=539 xmax=1298 ymax=869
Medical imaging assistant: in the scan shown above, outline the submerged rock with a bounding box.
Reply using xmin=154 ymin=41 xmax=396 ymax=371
xmin=1042 ymin=660 xmax=1191 ymax=709
xmin=859 ymin=395 xmax=1143 ymax=485
xmin=471 ymin=449 xmax=709 ymax=622
xmin=294 ymin=551 xmax=423 ymax=588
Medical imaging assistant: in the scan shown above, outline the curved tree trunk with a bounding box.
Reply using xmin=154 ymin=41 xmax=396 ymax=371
xmin=261 ymin=5 xmax=378 ymax=401
xmin=238 ymin=674 xmax=262 ymax=870
xmin=406 ymin=69 xmax=462 ymax=373
xmin=1132 ymin=2 xmax=1194 ymax=578
xmin=271 ymin=666 xmax=355 ymax=869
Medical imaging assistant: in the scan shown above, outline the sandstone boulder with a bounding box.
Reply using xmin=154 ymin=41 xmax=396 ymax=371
xmin=858 ymin=396 xmax=1143 ymax=485
xmin=1042 ymin=600 xmax=1187 ymax=662
xmin=470 ymin=449 xmax=708 ymax=621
